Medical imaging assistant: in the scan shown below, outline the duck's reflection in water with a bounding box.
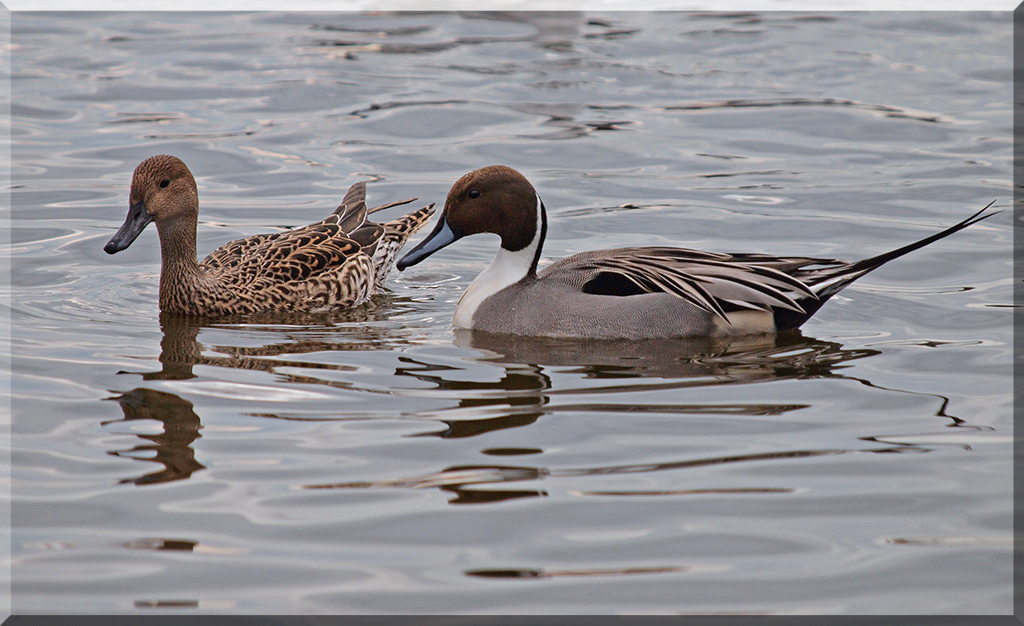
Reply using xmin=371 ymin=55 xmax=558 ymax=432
xmin=107 ymin=313 xmax=967 ymax=498
xmin=104 ymin=387 xmax=205 ymax=485
xmin=458 ymin=328 xmax=877 ymax=381
xmin=309 ymin=330 xmax=918 ymax=504
xmin=394 ymin=357 xmax=553 ymax=439
xmin=135 ymin=307 xmax=419 ymax=382
xmin=106 ymin=305 xmax=425 ymax=485
xmin=305 ymin=444 xmax=923 ymax=506
xmin=394 ymin=329 xmax=879 ymax=440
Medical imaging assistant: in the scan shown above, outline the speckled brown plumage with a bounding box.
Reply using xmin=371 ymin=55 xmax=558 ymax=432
xmin=105 ymin=155 xmax=435 ymax=317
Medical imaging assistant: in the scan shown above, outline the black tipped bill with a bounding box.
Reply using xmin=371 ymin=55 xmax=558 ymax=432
xmin=104 ymin=200 xmax=153 ymax=254
xmin=397 ymin=215 xmax=464 ymax=270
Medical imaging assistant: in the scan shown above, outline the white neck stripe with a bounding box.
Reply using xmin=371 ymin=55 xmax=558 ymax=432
xmin=452 ymin=193 xmax=545 ymax=328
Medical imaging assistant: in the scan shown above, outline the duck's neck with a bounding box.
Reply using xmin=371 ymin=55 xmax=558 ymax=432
xmin=156 ymin=216 xmax=207 ymax=314
xmin=453 ymin=195 xmax=547 ymax=329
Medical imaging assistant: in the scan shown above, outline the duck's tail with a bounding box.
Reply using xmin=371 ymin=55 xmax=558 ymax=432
xmin=776 ymin=202 xmax=998 ymax=330
xmin=333 ymin=180 xmax=420 ymax=232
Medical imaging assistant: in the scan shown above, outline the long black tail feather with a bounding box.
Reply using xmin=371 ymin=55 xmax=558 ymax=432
xmin=774 ymin=202 xmax=998 ymax=330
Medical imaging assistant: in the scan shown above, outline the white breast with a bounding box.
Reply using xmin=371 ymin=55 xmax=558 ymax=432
xmin=452 ymin=194 xmax=545 ymax=329
xmin=453 ymin=246 xmax=534 ymax=328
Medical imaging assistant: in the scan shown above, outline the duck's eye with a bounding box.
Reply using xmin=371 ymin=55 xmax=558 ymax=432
xmin=468 ymin=189 xmax=480 ymax=199
xmin=159 ymin=178 xmax=170 ymax=188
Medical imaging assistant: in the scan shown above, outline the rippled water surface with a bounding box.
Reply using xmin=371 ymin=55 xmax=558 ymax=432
xmin=9 ymin=11 xmax=1013 ymax=615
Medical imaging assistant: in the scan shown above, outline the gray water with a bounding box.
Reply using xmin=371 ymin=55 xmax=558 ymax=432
xmin=8 ymin=11 xmax=1013 ymax=615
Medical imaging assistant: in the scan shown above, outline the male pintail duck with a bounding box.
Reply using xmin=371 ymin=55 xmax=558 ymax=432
xmin=105 ymin=155 xmax=436 ymax=316
xmin=397 ymin=165 xmax=996 ymax=339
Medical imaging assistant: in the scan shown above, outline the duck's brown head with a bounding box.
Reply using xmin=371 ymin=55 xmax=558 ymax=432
xmin=105 ymin=155 xmax=199 ymax=254
xmin=397 ymin=165 xmax=542 ymax=270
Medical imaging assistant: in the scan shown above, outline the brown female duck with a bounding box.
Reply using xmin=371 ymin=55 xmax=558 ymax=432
xmin=105 ymin=155 xmax=435 ymax=316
